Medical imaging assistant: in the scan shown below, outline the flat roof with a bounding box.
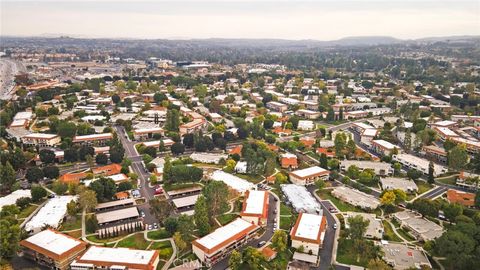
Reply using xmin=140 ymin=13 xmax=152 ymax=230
xmin=293 ymin=213 xmax=324 ymax=241
xmin=362 ymin=129 xmax=378 ymax=137
xmin=242 ymin=190 xmax=268 ymax=215
xmin=76 ymin=246 xmax=157 ymax=266
xmin=134 ymin=127 xmax=164 ymax=134
xmin=167 ymin=186 xmax=202 ymax=196
xmin=331 ymin=186 xmax=380 ymax=209
xmin=380 ymin=177 xmax=418 ymax=191
xmin=433 ymin=120 xmax=456 ymax=126
xmin=211 ymin=170 xmax=254 ymax=193
xmin=172 ymin=194 xmax=199 ymax=208
xmin=23 ymin=133 xmax=58 ymax=139
xmin=281 ymin=184 xmax=321 ymax=214
xmin=73 ymin=133 xmax=112 ymax=142
xmin=372 ymin=139 xmax=397 ymax=150
xmin=21 ymin=229 xmax=85 ymax=256
xmin=95 ymin=198 xmax=136 ymax=210
xmin=96 ymin=207 xmax=139 ymax=224
xmin=290 ymin=166 xmax=329 ymax=179
xmin=194 ymin=218 xmax=258 ymax=252
xmin=435 ymin=127 xmax=458 ymax=137
xmin=25 ymin=196 xmax=76 ymax=232
xmin=381 ymin=242 xmax=431 ymax=270
xmin=107 ymin=173 xmax=129 ymax=183
xmin=353 ymin=122 xmax=375 ymax=130
xmin=0 ymin=189 xmax=31 ymax=209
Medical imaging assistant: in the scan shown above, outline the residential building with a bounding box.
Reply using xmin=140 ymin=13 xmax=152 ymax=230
xmin=297 ymin=120 xmax=314 ymax=131
xmin=290 ymin=213 xmax=327 ymax=256
xmin=393 ymin=211 xmax=444 ymax=241
xmin=281 ymin=184 xmax=321 ymax=214
xmin=240 ymin=190 xmax=269 ymax=226
xmin=70 ymin=246 xmax=160 ymax=270
xmin=422 ymin=145 xmax=448 ymax=164
xmin=281 ymin=153 xmax=298 ymax=169
xmin=446 ymin=189 xmax=475 ymax=207
xmin=133 ymin=127 xmax=164 ymax=140
xmin=289 ymin=166 xmax=330 ymax=185
xmin=190 ymin=152 xmax=228 ymax=164
xmin=72 ymin=133 xmax=113 ymax=146
xmin=380 ymin=242 xmax=431 ymax=270
xmin=340 ymin=160 xmax=393 ymax=176
xmin=266 ymin=101 xmax=288 ymax=112
xmin=296 ymin=109 xmax=320 ymax=120
xmin=380 ymin=177 xmax=418 ymax=193
xmin=192 ymin=218 xmax=259 ymax=267
xmin=25 ymin=196 xmax=76 ymax=233
xmin=179 ymin=118 xmax=207 ymax=134
xmin=210 ymin=170 xmax=254 ymax=194
xmin=331 ymin=186 xmax=380 ymax=210
xmin=371 ymin=139 xmax=399 ymax=156
xmin=392 ymin=154 xmax=447 ymax=177
xmin=344 ymin=212 xmax=383 ymax=239
xmin=20 ymin=229 xmax=87 ymax=270
xmin=22 ymin=133 xmax=61 ymax=147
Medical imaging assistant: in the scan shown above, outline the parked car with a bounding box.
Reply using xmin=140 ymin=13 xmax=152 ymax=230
xmin=148 ymin=224 xmax=153 ymax=230
xmin=257 ymin=241 xmax=266 ymax=247
xmin=153 ymin=223 xmax=158 ymax=229
xmin=333 ymin=224 xmax=337 ymax=230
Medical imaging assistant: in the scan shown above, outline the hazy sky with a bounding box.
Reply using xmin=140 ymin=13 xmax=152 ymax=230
xmin=1 ymin=0 xmax=479 ymax=40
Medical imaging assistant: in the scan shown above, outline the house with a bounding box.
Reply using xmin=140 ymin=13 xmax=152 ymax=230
xmin=344 ymin=212 xmax=383 ymax=239
xmin=433 ymin=126 xmax=459 ymax=141
xmin=380 ymin=242 xmax=432 ymax=270
xmin=393 ymin=211 xmax=444 ymax=241
xmin=446 ymin=189 xmax=475 ymax=207
xmin=340 ymin=160 xmax=393 ymax=176
xmin=92 ymin=163 xmax=122 ymax=176
xmin=25 ymin=196 xmax=77 ymax=233
xmin=331 ymin=186 xmax=380 ymax=210
xmin=266 ymin=101 xmax=288 ymax=112
xmin=72 ymin=133 xmax=113 ymax=146
xmin=20 ymin=229 xmax=87 ymax=270
xmin=59 ymin=172 xmax=88 ymax=184
xmin=70 ymin=246 xmax=160 ymax=270
xmin=422 ymin=145 xmax=448 ymax=164
xmin=210 ymin=170 xmax=254 ymax=194
xmin=281 ymin=184 xmax=321 ymax=214
xmin=240 ymin=190 xmax=269 ymax=226
xmin=234 ymin=161 xmax=247 ymax=173
xmin=297 ymin=120 xmax=315 ymax=131
xmin=261 ymin=247 xmax=277 ymax=261
xmin=290 ymin=213 xmax=327 ymax=256
xmin=289 ymin=166 xmax=330 ymax=185
xmin=190 ymin=152 xmax=228 ymax=164
xmin=361 ymin=129 xmax=378 ymax=146
xmin=281 ymin=153 xmax=298 ymax=169
xmin=192 ymin=218 xmax=259 ymax=267
xmin=300 ymin=137 xmax=315 ymax=148
xmin=380 ymin=177 xmax=418 ymax=193
xmin=296 ymin=109 xmax=320 ymax=120
xmin=22 ymin=133 xmax=61 ymax=147
xmin=209 ymin=112 xmax=223 ymax=123
xmin=133 ymin=127 xmax=164 ymax=140
xmin=180 ymin=118 xmax=207 ymax=134
xmin=316 ymin=147 xmax=335 ymax=158
xmin=392 ymin=154 xmax=447 ymax=177
xmin=371 ymin=140 xmax=398 ymax=156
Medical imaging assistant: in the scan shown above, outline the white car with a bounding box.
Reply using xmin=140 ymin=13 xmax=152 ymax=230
xmin=148 ymin=225 xmax=153 ymax=230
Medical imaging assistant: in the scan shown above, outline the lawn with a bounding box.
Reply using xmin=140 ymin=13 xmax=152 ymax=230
xmin=59 ymin=215 xmax=82 ymax=231
xmin=280 ymin=203 xmax=292 ymax=216
xmin=397 ymin=228 xmax=416 ymax=241
xmin=236 ymin=173 xmax=263 ymax=184
xmin=217 ymin=213 xmax=238 ymax=225
xmin=382 ymin=220 xmax=402 ymax=242
xmin=316 ymin=189 xmax=363 ymax=212
xmin=17 ymin=204 xmax=38 ymax=219
xmin=436 ymin=175 xmax=457 ymax=186
xmin=147 ymin=228 xmax=172 ymax=240
xmin=163 ymin=183 xmax=202 ymax=192
xmin=415 ymin=180 xmax=434 ymax=194
xmin=86 ymin=234 xmax=125 ymax=243
xmin=150 ymin=240 xmax=173 ymax=260
xmin=280 ymin=216 xmax=294 ymax=230
xmin=117 ymin=233 xmax=151 ymax=250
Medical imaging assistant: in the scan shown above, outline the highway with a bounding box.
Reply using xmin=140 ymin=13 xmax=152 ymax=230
xmin=0 ymin=58 xmax=26 ymax=100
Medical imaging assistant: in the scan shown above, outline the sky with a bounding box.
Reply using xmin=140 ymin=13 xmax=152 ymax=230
xmin=1 ymin=0 xmax=479 ymax=40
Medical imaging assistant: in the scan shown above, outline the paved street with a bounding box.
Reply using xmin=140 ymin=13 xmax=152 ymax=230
xmin=0 ymin=58 xmax=26 ymax=100
xmin=418 ymin=185 xmax=448 ymax=200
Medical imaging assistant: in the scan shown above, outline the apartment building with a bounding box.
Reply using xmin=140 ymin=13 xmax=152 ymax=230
xmin=22 ymin=133 xmax=61 ymax=147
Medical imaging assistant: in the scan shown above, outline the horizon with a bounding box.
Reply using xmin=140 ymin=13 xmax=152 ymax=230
xmin=1 ymin=0 xmax=479 ymax=40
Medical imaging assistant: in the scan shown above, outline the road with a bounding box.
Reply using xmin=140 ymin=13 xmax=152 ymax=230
xmin=114 ymin=125 xmax=158 ymax=226
xmin=212 ymin=192 xmax=278 ymax=270
xmin=0 ymin=58 xmax=26 ymax=100
xmin=418 ymin=185 xmax=448 ymax=200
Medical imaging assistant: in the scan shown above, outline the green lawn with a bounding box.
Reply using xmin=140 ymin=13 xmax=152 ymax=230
xmin=150 ymin=240 xmax=173 ymax=260
xmin=266 ymin=247 xmax=293 ymax=270
xmin=280 ymin=203 xmax=292 ymax=216
xmin=59 ymin=215 xmax=82 ymax=231
xmin=316 ymin=189 xmax=364 ymax=212
xmin=280 ymin=216 xmax=294 ymax=230
xmin=217 ymin=213 xmax=238 ymax=225
xmin=397 ymin=228 xmax=416 ymax=241
xmin=415 ymin=180 xmax=434 ymax=194
xmin=86 ymin=234 xmax=125 ymax=243
xmin=64 ymin=230 xmax=82 ymax=239
xmin=17 ymin=204 xmax=38 ymax=219
xmin=382 ymin=220 xmax=402 ymax=242
xmin=147 ymin=228 xmax=172 ymax=240
xmin=236 ymin=173 xmax=263 ymax=184
xmin=336 ymin=238 xmax=375 ymax=267
xmin=163 ymin=183 xmax=202 ymax=192
xmin=436 ymin=175 xmax=457 ymax=186
xmin=117 ymin=233 xmax=151 ymax=250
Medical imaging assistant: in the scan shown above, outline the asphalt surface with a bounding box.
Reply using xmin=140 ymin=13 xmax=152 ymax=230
xmin=115 ymin=125 xmax=158 ymax=226
xmin=212 ymin=192 xmax=277 ymax=270
xmin=418 ymin=185 xmax=448 ymax=200
xmin=0 ymin=59 xmax=25 ymax=100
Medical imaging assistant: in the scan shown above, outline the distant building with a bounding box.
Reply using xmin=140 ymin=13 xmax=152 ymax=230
xmin=281 ymin=153 xmax=298 ymax=170
xmin=344 ymin=212 xmax=383 ymax=239
xmin=289 ymin=166 xmax=330 ymax=185
xmin=331 ymin=186 xmax=380 ymax=210
xmin=72 ymin=133 xmax=113 ymax=146
xmin=380 ymin=242 xmax=432 ymax=270
xmin=371 ymin=139 xmax=399 ymax=156
xmin=446 ymin=189 xmax=475 ymax=207
xmin=393 ymin=211 xmax=444 ymax=241
xmin=22 ymin=133 xmax=61 ymax=147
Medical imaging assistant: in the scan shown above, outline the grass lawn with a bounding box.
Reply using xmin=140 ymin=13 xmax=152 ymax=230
xmin=415 ymin=180 xmax=434 ymax=194
xmin=64 ymin=230 xmax=82 ymax=239
xmin=280 ymin=215 xmax=296 ymax=230
xmin=156 ymin=260 xmax=166 ymax=270
xmin=236 ymin=173 xmax=263 ymax=184
xmin=382 ymin=220 xmax=402 ymax=242
xmin=86 ymin=234 xmax=125 ymax=243
xmin=150 ymin=240 xmax=173 ymax=260
xmin=266 ymin=247 xmax=293 ymax=270
xmin=217 ymin=213 xmax=238 ymax=225
xmin=280 ymin=203 xmax=292 ymax=216
xmin=17 ymin=204 xmax=38 ymax=219
xmin=397 ymin=228 xmax=416 ymax=241
xmin=117 ymin=233 xmax=151 ymax=250
xmin=316 ymin=189 xmax=363 ymax=212
xmin=436 ymin=175 xmax=457 ymax=186
xmin=163 ymin=183 xmax=202 ymax=192
xmin=59 ymin=215 xmax=82 ymax=231
xmin=147 ymin=228 xmax=171 ymax=240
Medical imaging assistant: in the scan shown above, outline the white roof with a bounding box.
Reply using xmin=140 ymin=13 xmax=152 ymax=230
xmin=0 ymin=189 xmax=31 ymax=209
xmin=25 ymin=196 xmax=76 ymax=232
xmin=23 ymin=133 xmax=58 ymax=139
xmin=81 ymin=115 xmax=106 ymax=121
xmin=291 ymin=166 xmax=328 ymax=178
xmin=195 ymin=218 xmax=256 ymax=250
xmin=362 ymin=129 xmax=378 ymax=137
xmin=281 ymin=184 xmax=321 ymax=214
xmin=282 ymin=152 xmax=297 ymax=159
xmin=294 ymin=213 xmax=323 ymax=241
xmin=434 ymin=120 xmax=456 ymax=126
xmin=107 ymin=173 xmax=128 ymax=183
xmin=243 ymin=190 xmax=267 ymax=215
xmin=78 ymin=246 xmax=156 ymax=266
xmin=353 ymin=122 xmax=375 ymax=130
xmin=209 ymin=112 xmax=222 ymax=118
xmin=435 ymin=127 xmax=458 ymax=137
xmin=96 ymin=207 xmax=139 ymax=224
xmin=73 ymin=133 xmax=112 ymax=140
xmin=23 ymin=229 xmax=84 ymax=255
xmin=211 ymin=170 xmax=254 ymax=193
xmin=142 ymin=140 xmax=160 ymax=147
xmin=172 ymin=194 xmax=199 ymax=208
xmin=14 ymin=111 xmax=33 ymax=120
xmin=373 ymin=139 xmax=397 ymax=150
xmin=134 ymin=127 xmax=163 ymax=133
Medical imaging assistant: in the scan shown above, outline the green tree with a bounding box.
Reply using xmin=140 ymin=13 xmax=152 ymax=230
xmin=171 ymin=142 xmax=185 ymax=155
xmin=229 ymin=250 xmax=243 ymax=270
xmin=173 ymin=232 xmax=187 ymax=251
xmin=315 ymin=179 xmax=326 ymax=191
xmin=95 ymin=153 xmax=109 ymax=165
xmin=428 ymin=161 xmax=435 ymax=183
xmin=31 ymin=185 xmax=47 ymax=202
xmin=320 ymin=153 xmax=328 ymax=169
xmin=165 ymin=109 xmax=180 ymax=131
xmin=334 ymin=132 xmax=347 ymax=157
xmin=443 ymin=203 xmax=463 ymax=222
xmin=0 ymin=162 xmax=16 ymax=193
xmin=243 ymin=246 xmax=264 ymax=270
xmin=347 ymin=215 xmax=370 ymax=239
xmin=26 ymin=167 xmax=44 ymax=182
xmin=194 ymin=196 xmax=211 ymax=236
xmin=380 ymin=191 xmax=396 ymax=205
xmin=203 ymin=181 xmax=229 ymax=220
xmin=163 ymin=157 xmax=172 ymax=182
xmin=346 ymin=139 xmax=356 ymax=158
xmin=448 ymin=144 xmax=469 ymax=171
xmin=43 ymin=165 xmax=60 ymax=179
xmin=271 ymin=230 xmax=288 ymax=252
xmin=0 ymin=219 xmax=20 ymax=259
xmin=150 ymin=198 xmax=173 ymax=221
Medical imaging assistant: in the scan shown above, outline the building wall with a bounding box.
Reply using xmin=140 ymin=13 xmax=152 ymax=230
xmin=291 ymin=239 xmax=320 ymax=255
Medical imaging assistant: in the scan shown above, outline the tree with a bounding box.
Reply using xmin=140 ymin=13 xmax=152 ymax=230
xmin=448 ymin=144 xmax=469 ymax=171
xmin=380 ymin=191 xmax=396 ymax=205
xmin=393 ymin=189 xmax=407 ymax=204
xmin=434 ymin=230 xmax=476 ymax=269
xmin=411 ymin=198 xmax=439 ymax=217
xmin=67 ymin=200 xmax=78 ymax=218
xmin=0 ymin=162 xmax=16 ymax=193
xmin=407 ymin=169 xmax=422 ymax=180
xmin=117 ymin=181 xmax=133 ymax=192
xmin=51 ymin=180 xmax=67 ymax=195
xmin=194 ymin=196 xmax=211 ymax=236
xmin=428 ymin=161 xmax=435 ymax=183
xmin=173 ymin=232 xmax=187 ymax=251
xmin=10 ymin=147 xmax=26 ymax=170
xmin=0 ymin=219 xmax=20 ymax=259
xmin=177 ymin=214 xmax=194 ymax=240
xmin=347 ymin=215 xmax=370 ymax=239
xmin=476 ymin=190 xmax=480 ymax=208
xmin=16 ymin=197 xmax=32 ymax=209
xmin=183 ymin=133 xmax=195 ymax=148
xmin=144 ymin=146 xmax=157 ymax=158
xmin=95 ymin=153 xmax=109 ymax=165
xmin=229 ymin=250 xmax=243 ymax=270
xmin=31 ymin=185 xmax=47 ymax=202
xmin=26 ymin=167 xmax=44 ymax=182
xmin=275 ymin=173 xmax=288 ymax=184
xmin=443 ymin=203 xmax=463 ymax=222
xmin=109 ymin=146 xmax=125 ymax=163
xmin=203 ymin=181 xmax=229 ymax=220
xmin=320 ymin=153 xmax=328 ymax=169
xmin=150 ymin=198 xmax=173 ymax=221
xmin=78 ymin=188 xmax=98 ymax=212
xmin=346 ymin=138 xmax=356 ymax=157
xmin=90 ymin=177 xmax=117 ymax=201
xmin=315 ymin=179 xmax=326 ymax=191
xmin=164 ymin=217 xmax=178 ymax=235
xmin=111 ymin=94 xmax=120 ymax=104
xmin=43 ymin=165 xmax=60 ymax=179
xmin=404 ymin=129 xmax=412 ymax=152
xmin=57 ymin=121 xmax=77 ymax=138
xmin=243 ymin=247 xmax=264 ymax=270
xmin=367 ymin=259 xmax=391 ymax=270
xmin=334 ymin=133 xmax=347 ymax=156
xmin=171 ymin=142 xmax=185 ymax=155
xmin=78 ymin=145 xmax=95 ymax=161
xmin=165 ymin=109 xmax=180 ymax=131
xmin=271 ymin=230 xmax=288 ymax=252
xmin=64 ymin=148 xmax=78 ymax=162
